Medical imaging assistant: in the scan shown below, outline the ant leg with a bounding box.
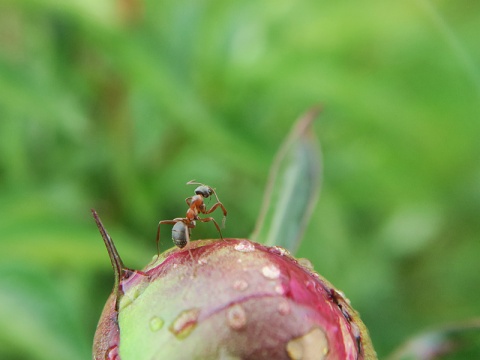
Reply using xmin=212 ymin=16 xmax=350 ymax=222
xmin=208 ymin=187 xmax=226 ymax=216
xmin=156 ymin=220 xmax=178 ymax=256
xmin=203 ymin=202 xmax=228 ymax=228
xmin=183 ymin=222 xmax=196 ymax=264
xmin=198 ymin=217 xmax=224 ymax=241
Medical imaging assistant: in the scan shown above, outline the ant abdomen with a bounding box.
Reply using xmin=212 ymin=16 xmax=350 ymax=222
xmin=172 ymin=221 xmax=189 ymax=248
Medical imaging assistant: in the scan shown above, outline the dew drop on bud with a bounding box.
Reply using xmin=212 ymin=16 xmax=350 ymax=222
xmin=234 ymin=240 xmax=256 ymax=253
xmin=197 ymin=258 xmax=208 ymax=265
xmin=286 ymin=327 xmax=329 ymax=360
xmin=275 ymin=284 xmax=285 ymax=294
xmin=233 ymin=279 xmax=249 ymax=291
xmin=304 ymin=279 xmax=316 ymax=292
xmin=277 ymin=300 xmax=291 ymax=315
xmin=169 ymin=308 xmax=200 ymax=339
xmin=261 ymin=264 xmax=281 ymax=279
xmin=297 ymin=257 xmax=315 ymax=271
xmin=149 ymin=316 xmax=164 ymax=332
xmin=226 ymin=304 xmax=247 ymax=330
xmin=269 ymin=246 xmax=291 ymax=256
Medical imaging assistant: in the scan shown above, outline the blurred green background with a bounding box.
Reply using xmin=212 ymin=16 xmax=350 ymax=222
xmin=0 ymin=0 xmax=479 ymax=359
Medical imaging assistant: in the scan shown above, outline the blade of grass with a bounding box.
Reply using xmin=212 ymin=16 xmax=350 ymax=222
xmin=250 ymin=107 xmax=322 ymax=254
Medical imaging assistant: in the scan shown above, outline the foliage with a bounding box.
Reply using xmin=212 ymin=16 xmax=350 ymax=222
xmin=0 ymin=0 xmax=479 ymax=358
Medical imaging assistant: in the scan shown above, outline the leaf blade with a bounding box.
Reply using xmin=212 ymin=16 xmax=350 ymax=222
xmin=251 ymin=107 xmax=322 ymax=253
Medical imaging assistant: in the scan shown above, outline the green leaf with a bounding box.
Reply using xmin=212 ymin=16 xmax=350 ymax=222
xmin=251 ymin=107 xmax=322 ymax=254
xmin=388 ymin=320 xmax=480 ymax=360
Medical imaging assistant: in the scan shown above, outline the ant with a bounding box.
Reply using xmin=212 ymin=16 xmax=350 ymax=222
xmin=156 ymin=180 xmax=227 ymax=258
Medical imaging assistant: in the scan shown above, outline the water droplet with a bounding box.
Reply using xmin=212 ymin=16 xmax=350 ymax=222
xmin=275 ymin=284 xmax=285 ymax=295
xmin=297 ymin=258 xmax=314 ymax=271
xmin=269 ymin=246 xmax=290 ymax=256
xmin=233 ymin=279 xmax=249 ymax=291
xmin=311 ymin=272 xmax=321 ymax=279
xmin=305 ymin=279 xmax=316 ymax=292
xmin=286 ymin=327 xmax=329 ymax=360
xmin=262 ymin=264 xmax=280 ymax=279
xmin=234 ymin=240 xmax=256 ymax=252
xmin=197 ymin=258 xmax=208 ymax=265
xmin=226 ymin=304 xmax=247 ymax=330
xmin=106 ymin=345 xmax=119 ymax=360
xmin=169 ymin=308 xmax=200 ymax=339
xmin=278 ymin=300 xmax=291 ymax=315
xmin=149 ymin=316 xmax=164 ymax=332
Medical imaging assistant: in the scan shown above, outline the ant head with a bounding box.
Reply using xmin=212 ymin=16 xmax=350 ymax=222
xmin=195 ymin=185 xmax=213 ymax=198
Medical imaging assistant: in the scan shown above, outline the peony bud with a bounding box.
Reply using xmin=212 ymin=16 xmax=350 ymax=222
xmin=93 ymin=235 xmax=376 ymax=359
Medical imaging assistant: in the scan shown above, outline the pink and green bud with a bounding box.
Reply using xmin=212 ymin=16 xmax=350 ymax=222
xmin=93 ymin=233 xmax=376 ymax=359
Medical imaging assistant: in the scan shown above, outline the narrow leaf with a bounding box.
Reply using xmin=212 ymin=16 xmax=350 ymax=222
xmin=251 ymin=107 xmax=322 ymax=253
xmin=388 ymin=319 xmax=480 ymax=360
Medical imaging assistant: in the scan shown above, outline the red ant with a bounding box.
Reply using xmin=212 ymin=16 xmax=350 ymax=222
xmin=156 ymin=180 xmax=227 ymax=258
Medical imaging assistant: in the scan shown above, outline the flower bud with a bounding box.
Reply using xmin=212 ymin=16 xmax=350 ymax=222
xmin=93 ymin=238 xmax=376 ymax=359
